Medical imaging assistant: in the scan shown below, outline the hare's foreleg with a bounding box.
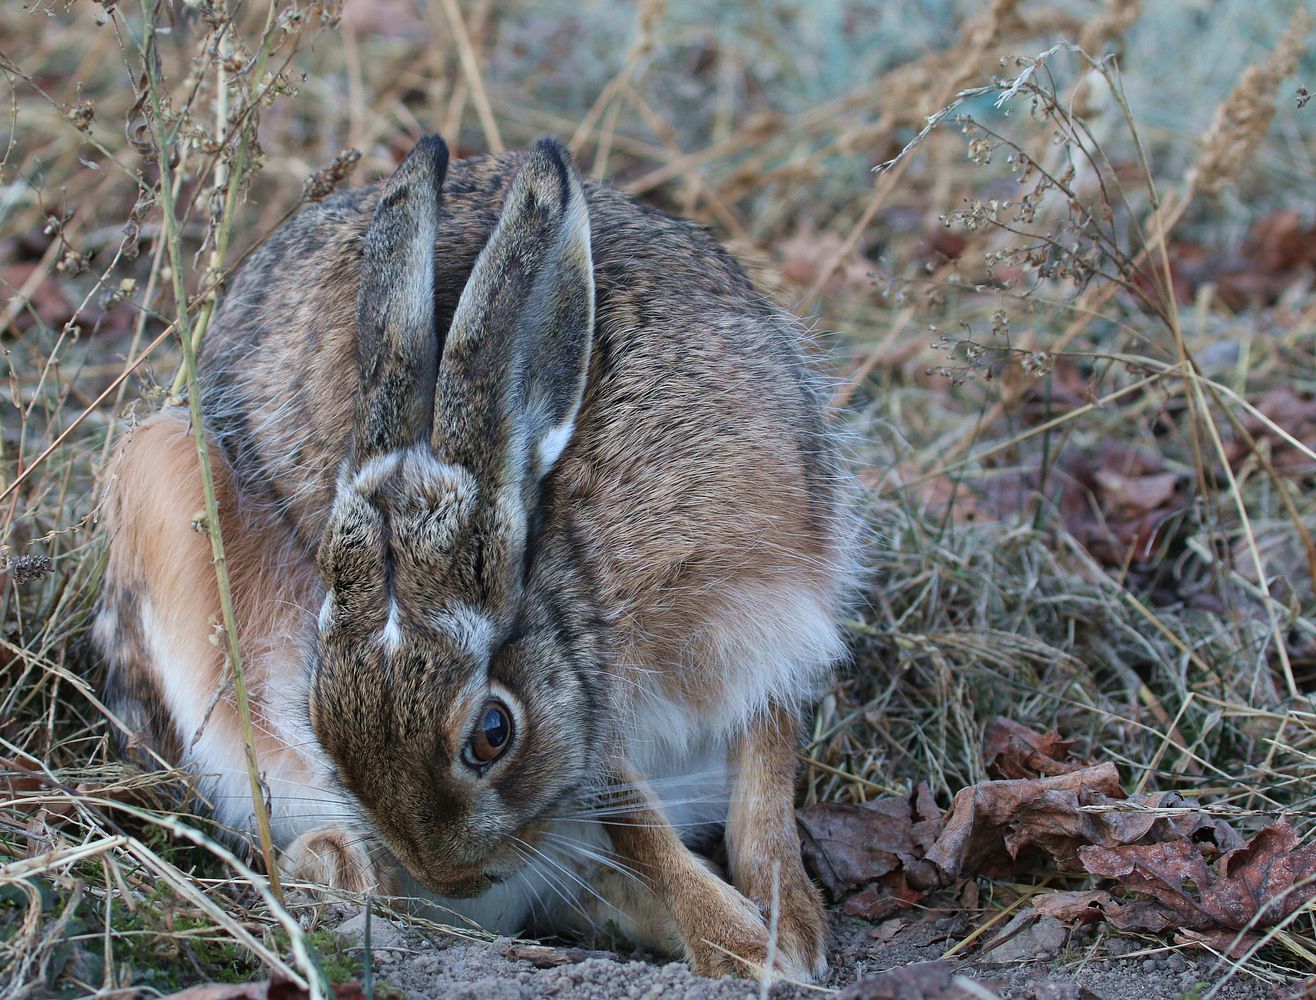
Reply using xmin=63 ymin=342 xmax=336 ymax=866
xmin=602 ymin=765 xmax=772 ymax=980
xmin=726 ymin=703 xmax=828 ymax=980
xmin=96 ymin=410 xmax=382 ymax=891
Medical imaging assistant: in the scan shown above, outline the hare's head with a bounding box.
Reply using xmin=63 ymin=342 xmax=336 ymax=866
xmin=308 ymin=135 xmax=609 ymax=897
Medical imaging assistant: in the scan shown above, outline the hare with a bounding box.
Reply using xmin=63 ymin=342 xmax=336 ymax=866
xmin=94 ymin=134 xmax=861 ymax=981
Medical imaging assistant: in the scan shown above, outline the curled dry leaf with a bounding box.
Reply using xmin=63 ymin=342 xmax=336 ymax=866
xmin=798 ymin=783 xmax=942 ymax=900
xmin=924 ymin=763 xmax=1125 ymax=877
xmin=983 ymin=717 xmax=1085 ymax=779
xmin=1030 ymin=889 xmax=1173 ymax=934
xmin=163 ymin=978 xmax=400 ymax=1000
xmin=1079 ymin=819 xmax=1316 ymax=933
xmin=923 ymin=764 xmax=1238 ymax=879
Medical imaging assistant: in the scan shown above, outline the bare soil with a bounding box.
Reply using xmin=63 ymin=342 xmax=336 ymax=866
xmin=346 ymin=908 xmax=1284 ymax=1000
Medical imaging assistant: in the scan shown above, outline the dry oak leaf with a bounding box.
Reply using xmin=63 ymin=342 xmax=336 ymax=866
xmin=983 ymin=717 xmax=1086 ymax=779
xmin=1030 ymin=889 xmax=1173 ymax=934
xmin=798 ymin=783 xmax=942 ymax=900
xmin=924 ymin=763 xmax=1125 ymax=877
xmin=163 ymin=979 xmax=398 ymax=1000
xmin=1079 ymin=819 xmax=1316 ymax=932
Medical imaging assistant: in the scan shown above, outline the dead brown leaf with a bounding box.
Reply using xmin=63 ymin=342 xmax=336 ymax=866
xmin=1079 ymin=819 xmax=1316 ymax=932
xmin=1231 ymin=385 xmax=1316 ymax=475
xmin=924 ymin=763 xmax=1125 ymax=877
xmin=983 ymin=718 xmax=1085 ymax=779
xmin=1093 ymin=469 xmax=1179 ymax=518
xmin=1175 ymin=927 xmax=1262 ymax=960
xmin=843 ymin=873 xmax=927 ymax=921
xmin=869 ymin=917 xmax=906 ymax=943
xmin=2 ymin=263 xmax=74 ymax=335
xmin=798 ymin=783 xmax=942 ymax=899
xmin=1157 ymin=211 xmax=1316 ymax=308
xmin=924 ymin=762 xmax=1237 ymax=880
xmin=779 ymin=224 xmax=873 ymax=292
xmin=1030 ymin=889 xmax=1173 ymax=933
xmin=504 ymin=944 xmax=591 ymax=968
xmin=163 ymin=979 xmax=398 ymax=1000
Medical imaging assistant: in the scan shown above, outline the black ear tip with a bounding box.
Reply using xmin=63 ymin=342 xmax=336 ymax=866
xmin=522 ymin=137 xmax=576 ymax=213
xmin=530 ymin=135 xmax=570 ymax=164
xmin=391 ymin=133 xmax=449 ymax=189
xmin=416 ymin=133 xmax=450 ymax=170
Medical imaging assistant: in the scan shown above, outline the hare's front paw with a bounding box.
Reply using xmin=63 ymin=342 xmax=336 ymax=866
xmin=686 ymin=870 xmax=827 ymax=983
xmin=682 ymin=877 xmax=772 ymax=980
xmin=760 ymin=862 xmax=828 ymax=982
xmin=282 ymin=827 xmax=390 ymax=894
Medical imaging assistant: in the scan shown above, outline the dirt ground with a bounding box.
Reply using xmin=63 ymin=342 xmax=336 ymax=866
xmin=338 ymin=907 xmax=1284 ymax=1000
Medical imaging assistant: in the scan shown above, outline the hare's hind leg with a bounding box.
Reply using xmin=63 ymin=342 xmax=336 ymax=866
xmin=726 ymin=704 xmax=828 ymax=980
xmin=96 ymin=410 xmax=382 ymax=891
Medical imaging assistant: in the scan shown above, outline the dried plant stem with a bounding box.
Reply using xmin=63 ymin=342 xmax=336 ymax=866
xmin=801 ymin=2 xmax=1021 ymax=309
xmin=569 ymin=0 xmax=666 ymax=157
xmin=0 ymin=322 xmax=177 ymax=507
xmin=138 ymin=0 xmax=283 ymax=903
xmin=440 ymin=0 xmax=504 ymax=153
xmin=937 ymin=185 xmax=1191 ymax=466
xmin=1186 ymin=369 xmax=1297 ymax=699
xmin=901 ymin=366 xmax=1179 ymax=493
xmin=167 ymin=0 xmax=278 ymax=402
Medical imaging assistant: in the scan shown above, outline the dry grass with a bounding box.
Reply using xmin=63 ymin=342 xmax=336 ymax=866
xmin=1 ymin=1 xmax=1314 ymax=996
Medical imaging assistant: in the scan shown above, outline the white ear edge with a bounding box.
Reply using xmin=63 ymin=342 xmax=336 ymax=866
xmin=536 ymin=418 xmax=576 ymax=476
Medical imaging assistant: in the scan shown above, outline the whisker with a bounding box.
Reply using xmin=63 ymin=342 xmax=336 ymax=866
xmin=541 ymin=832 xmax=648 ymax=887
xmin=513 ymin=836 xmax=611 ymax=926
xmin=512 ymin=841 xmax=594 ymax=929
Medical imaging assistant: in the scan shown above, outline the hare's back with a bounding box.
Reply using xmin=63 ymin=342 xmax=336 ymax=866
xmin=200 ymin=153 xmax=847 ymax=593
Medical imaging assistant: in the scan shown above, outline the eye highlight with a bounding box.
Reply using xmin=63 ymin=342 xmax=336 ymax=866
xmin=464 ymin=699 xmax=513 ymax=767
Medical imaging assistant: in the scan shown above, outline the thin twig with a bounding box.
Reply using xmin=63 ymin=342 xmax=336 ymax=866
xmin=138 ymin=0 xmax=284 ymax=902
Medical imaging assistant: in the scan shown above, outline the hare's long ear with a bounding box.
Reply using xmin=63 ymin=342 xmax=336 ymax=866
xmin=352 ymin=134 xmax=448 ymax=464
xmin=431 ymin=138 xmax=594 ymax=503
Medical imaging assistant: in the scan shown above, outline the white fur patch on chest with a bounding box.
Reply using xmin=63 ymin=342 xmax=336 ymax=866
xmin=621 ymin=580 xmax=843 ymax=812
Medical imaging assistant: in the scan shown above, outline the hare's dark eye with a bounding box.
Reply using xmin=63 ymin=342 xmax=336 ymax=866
xmin=465 ymin=699 xmax=513 ymax=767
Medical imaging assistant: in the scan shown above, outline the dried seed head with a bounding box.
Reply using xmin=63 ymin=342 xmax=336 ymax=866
xmin=1191 ymin=9 xmax=1312 ymax=196
xmin=4 ymin=553 xmax=54 ymax=584
xmin=302 ymin=148 xmax=361 ymax=202
xmin=67 ymin=100 xmax=95 ymax=132
xmin=1079 ymin=0 xmax=1141 ymax=56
